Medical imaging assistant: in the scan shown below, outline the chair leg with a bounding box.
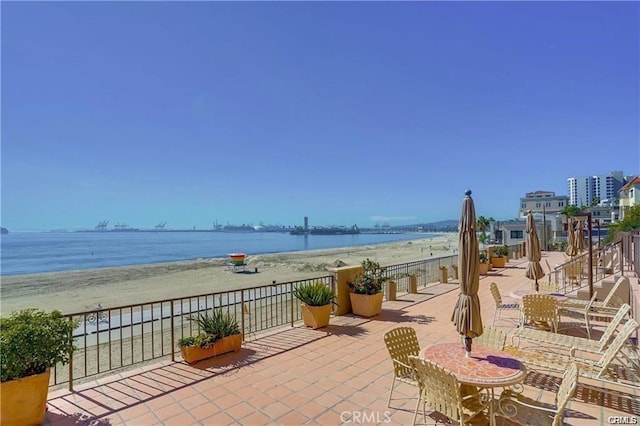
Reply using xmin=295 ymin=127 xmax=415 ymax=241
xmin=387 ymin=376 xmax=397 ymax=407
xmin=412 ymin=395 xmax=421 ymax=426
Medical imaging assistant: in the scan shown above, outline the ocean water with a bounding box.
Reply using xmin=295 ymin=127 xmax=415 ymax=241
xmin=0 ymin=231 xmax=436 ymax=276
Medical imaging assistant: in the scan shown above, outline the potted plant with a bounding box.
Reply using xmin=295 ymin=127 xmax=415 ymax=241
xmin=478 ymin=251 xmax=489 ymax=275
xmin=1 ymin=309 xmax=78 ymax=426
xmin=178 ymin=308 xmax=242 ymax=365
xmin=347 ymin=258 xmax=390 ymax=317
xmin=491 ymin=245 xmax=509 ymax=268
xmin=293 ymin=282 xmax=337 ymax=329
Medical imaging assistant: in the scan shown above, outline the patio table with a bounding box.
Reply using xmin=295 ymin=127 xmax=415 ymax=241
xmin=421 ymin=342 xmax=526 ymax=425
xmin=509 ymin=289 xmax=568 ymax=302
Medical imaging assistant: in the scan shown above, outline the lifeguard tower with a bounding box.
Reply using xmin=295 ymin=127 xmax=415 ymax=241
xmin=227 ymin=253 xmax=247 ymax=273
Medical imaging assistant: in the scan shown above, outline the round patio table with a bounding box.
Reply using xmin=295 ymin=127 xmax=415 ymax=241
xmin=421 ymin=342 xmax=526 ymax=425
xmin=509 ymin=289 xmax=568 ymax=302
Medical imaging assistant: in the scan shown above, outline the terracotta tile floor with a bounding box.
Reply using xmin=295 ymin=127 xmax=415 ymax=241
xmin=45 ymin=251 xmax=639 ymax=425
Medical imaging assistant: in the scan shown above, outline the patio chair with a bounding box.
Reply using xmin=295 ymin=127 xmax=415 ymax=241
xmin=489 ymin=282 xmax=519 ymax=326
xmin=408 ymin=356 xmax=490 ymax=426
xmin=560 ymin=275 xmax=627 ymax=311
xmin=563 ymin=261 xmax=581 ymax=288
xmin=513 ymin=304 xmax=632 ymax=354
xmin=475 ymin=326 xmax=507 ymax=350
xmin=383 ymin=327 xmax=420 ymax=407
xmin=521 ymin=294 xmax=559 ymax=334
xmin=497 ymin=362 xmax=578 ymax=426
xmin=504 ymin=319 xmax=640 ymax=392
xmin=561 ymin=276 xmax=629 ymax=338
xmin=538 ymin=280 xmax=561 ymax=295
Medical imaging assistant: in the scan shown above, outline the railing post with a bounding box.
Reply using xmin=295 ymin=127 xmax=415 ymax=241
xmin=170 ymin=302 xmax=175 ymax=362
xmin=290 ymin=282 xmax=294 ymax=327
xmin=241 ymin=291 xmax=246 ymax=340
xmin=68 ymin=316 xmax=74 ymax=392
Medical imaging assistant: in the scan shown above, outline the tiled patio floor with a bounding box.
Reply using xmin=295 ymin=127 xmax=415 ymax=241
xmin=45 ymin=251 xmax=639 ymax=425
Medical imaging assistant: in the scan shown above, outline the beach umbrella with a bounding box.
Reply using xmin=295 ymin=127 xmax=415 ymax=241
xmin=565 ymin=221 xmax=577 ymax=257
xmin=525 ymin=211 xmax=545 ymax=292
xmin=452 ymin=190 xmax=483 ymax=357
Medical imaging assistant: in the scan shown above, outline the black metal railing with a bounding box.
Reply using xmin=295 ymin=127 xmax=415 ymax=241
xmin=53 ymin=275 xmax=333 ymax=390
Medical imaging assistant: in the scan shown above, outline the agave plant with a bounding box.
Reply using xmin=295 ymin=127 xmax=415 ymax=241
xmin=178 ymin=308 xmax=240 ymax=348
xmin=293 ymin=282 xmax=337 ymax=307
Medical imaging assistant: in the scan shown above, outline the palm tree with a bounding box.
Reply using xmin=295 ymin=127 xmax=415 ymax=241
xmin=476 ymin=216 xmax=494 ymax=244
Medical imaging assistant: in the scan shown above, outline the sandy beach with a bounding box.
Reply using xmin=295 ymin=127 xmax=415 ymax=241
xmin=0 ymin=233 xmax=458 ymax=315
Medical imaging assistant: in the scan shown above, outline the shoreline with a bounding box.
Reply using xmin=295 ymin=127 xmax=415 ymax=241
xmin=0 ymin=233 xmax=458 ymax=315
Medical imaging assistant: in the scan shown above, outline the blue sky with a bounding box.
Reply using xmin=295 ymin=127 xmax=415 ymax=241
xmin=2 ymin=1 xmax=638 ymax=231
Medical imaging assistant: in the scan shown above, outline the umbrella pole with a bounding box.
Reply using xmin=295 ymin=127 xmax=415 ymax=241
xmin=535 ymin=278 xmax=539 ymax=293
xmin=464 ymin=337 xmax=472 ymax=357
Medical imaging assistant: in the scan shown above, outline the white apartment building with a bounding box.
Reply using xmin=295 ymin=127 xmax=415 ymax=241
xmin=519 ymin=190 xmax=568 ymax=218
xmin=567 ymin=171 xmax=625 ymax=207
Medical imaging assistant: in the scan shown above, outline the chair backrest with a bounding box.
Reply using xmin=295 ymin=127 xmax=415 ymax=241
xmin=596 ymin=318 xmax=639 ymax=373
xmin=409 ymin=356 xmax=464 ymax=423
xmin=475 ymin=326 xmax=506 ymax=350
xmin=597 ymin=304 xmax=632 ymax=349
xmin=601 ymin=276 xmax=628 ymax=306
xmin=552 ymin=363 xmax=579 ymax=426
xmin=522 ymin=294 xmax=558 ymax=324
xmin=489 ymin=282 xmax=502 ymax=307
xmin=384 ymin=327 xmax=420 ymax=379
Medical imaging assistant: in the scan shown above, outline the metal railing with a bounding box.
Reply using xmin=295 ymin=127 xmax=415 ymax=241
xmin=548 ymin=240 xmax=623 ymax=294
xmin=53 ymin=275 xmax=333 ymax=390
xmin=52 ymin=254 xmax=461 ymax=390
xmin=383 ymin=255 xmax=458 ymax=292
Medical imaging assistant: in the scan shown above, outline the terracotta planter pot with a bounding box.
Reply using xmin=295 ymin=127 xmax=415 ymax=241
xmin=491 ymin=256 xmax=507 ymax=268
xmin=409 ymin=276 xmax=418 ymax=294
xmin=180 ymin=333 xmax=243 ymax=365
xmin=0 ymin=368 xmax=50 ymax=426
xmin=300 ymin=304 xmax=332 ymax=329
xmin=478 ymin=262 xmax=489 ymax=275
xmin=349 ymin=292 xmax=384 ymax=317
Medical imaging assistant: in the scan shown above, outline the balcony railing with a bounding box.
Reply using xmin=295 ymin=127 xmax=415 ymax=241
xmin=52 ymin=255 xmax=463 ymax=390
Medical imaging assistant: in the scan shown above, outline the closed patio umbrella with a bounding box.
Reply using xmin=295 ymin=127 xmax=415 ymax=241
xmin=452 ymin=190 xmax=483 ymax=357
xmin=574 ymin=221 xmax=586 ymax=254
xmin=525 ymin=211 xmax=545 ymax=292
xmin=565 ymin=221 xmax=577 ymax=257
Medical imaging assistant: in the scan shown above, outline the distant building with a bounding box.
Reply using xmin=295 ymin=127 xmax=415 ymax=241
xmin=619 ymin=176 xmax=640 ymax=221
xmin=567 ymin=171 xmax=625 ymax=207
xmin=491 ymin=218 xmax=551 ymax=249
xmin=519 ymin=191 xmax=568 ymax=219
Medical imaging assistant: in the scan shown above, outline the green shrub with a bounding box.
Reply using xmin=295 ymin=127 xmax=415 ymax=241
xmin=348 ymin=258 xmax=390 ymax=295
xmin=1 ymin=309 xmax=78 ymax=382
xmin=479 ymin=252 xmax=489 ymax=263
xmin=493 ymin=246 xmax=509 ymax=257
xmin=293 ymin=282 xmax=337 ymax=306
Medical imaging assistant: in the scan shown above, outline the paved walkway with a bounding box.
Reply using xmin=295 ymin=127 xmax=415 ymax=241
xmin=45 ymin=251 xmax=639 ymax=425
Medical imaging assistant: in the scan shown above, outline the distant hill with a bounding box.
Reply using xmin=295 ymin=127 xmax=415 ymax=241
xmin=388 ymin=220 xmax=458 ymax=232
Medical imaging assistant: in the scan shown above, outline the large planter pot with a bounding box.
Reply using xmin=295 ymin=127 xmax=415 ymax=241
xmin=491 ymin=256 xmax=507 ymax=268
xmin=350 ymin=292 xmax=384 ymax=317
xmin=180 ymin=333 xmax=243 ymax=365
xmin=301 ymin=304 xmax=332 ymax=329
xmin=478 ymin=262 xmax=489 ymax=275
xmin=0 ymin=368 xmax=50 ymax=426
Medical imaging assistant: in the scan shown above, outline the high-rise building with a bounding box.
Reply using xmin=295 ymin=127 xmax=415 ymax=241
xmin=567 ymin=171 xmax=625 ymax=207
